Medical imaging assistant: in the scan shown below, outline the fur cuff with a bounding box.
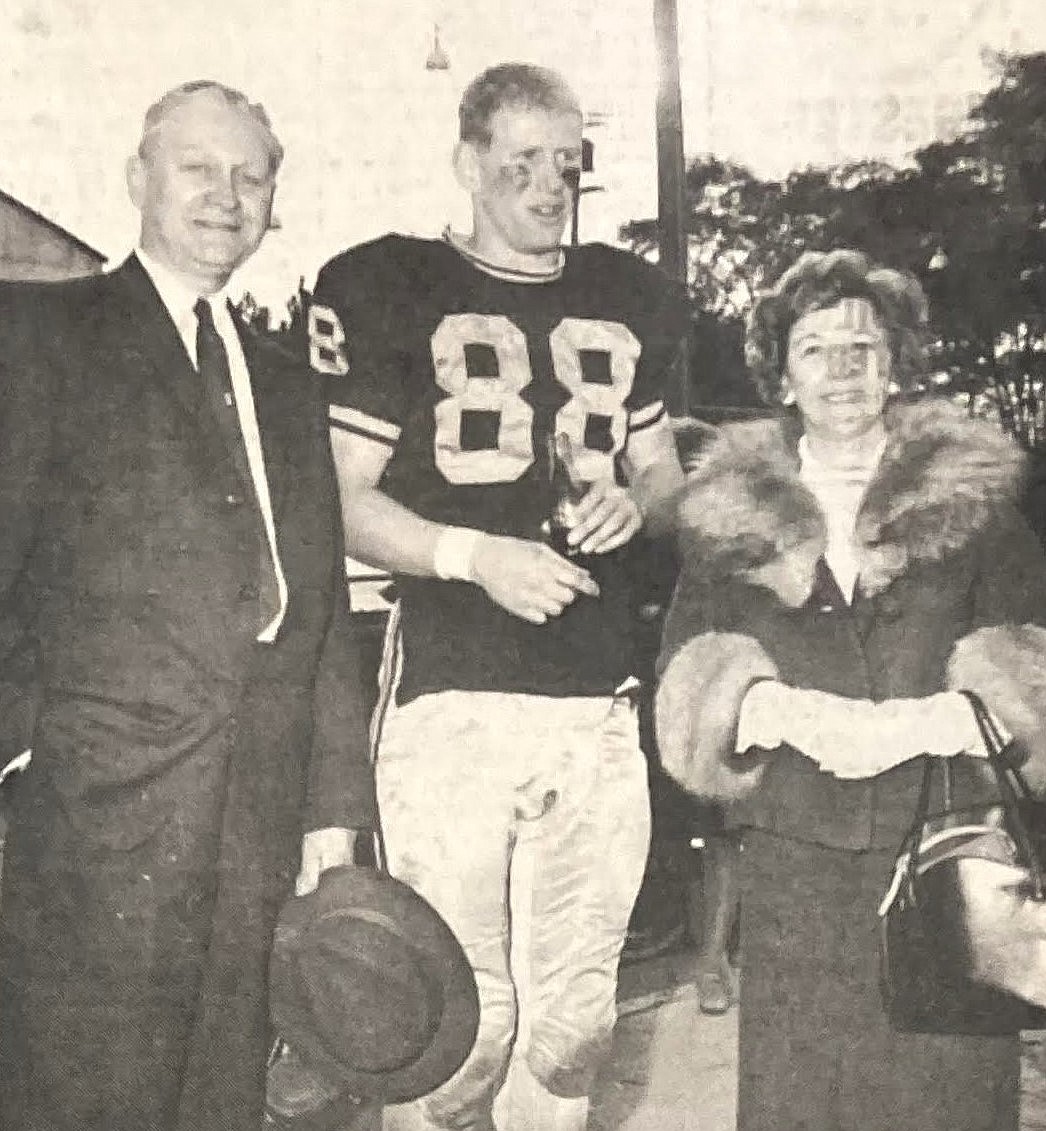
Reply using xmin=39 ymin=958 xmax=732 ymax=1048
xmin=947 ymin=624 xmax=1046 ymax=791
xmin=655 ymin=631 xmax=780 ymax=801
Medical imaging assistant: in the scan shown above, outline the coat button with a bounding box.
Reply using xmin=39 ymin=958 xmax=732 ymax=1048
xmin=638 ymin=601 xmax=664 ymax=623
xmin=238 ymin=582 xmax=260 ymax=601
xmin=878 ymin=595 xmax=902 ymax=621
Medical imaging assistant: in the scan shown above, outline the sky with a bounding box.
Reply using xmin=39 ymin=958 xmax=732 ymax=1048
xmin=1 ymin=0 xmax=1044 ymax=311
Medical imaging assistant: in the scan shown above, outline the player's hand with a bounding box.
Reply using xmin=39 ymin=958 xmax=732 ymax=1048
xmin=566 ymin=480 xmax=643 ymax=555
xmin=471 ymin=534 xmax=599 ymax=624
xmin=296 ymin=827 xmax=360 ymax=896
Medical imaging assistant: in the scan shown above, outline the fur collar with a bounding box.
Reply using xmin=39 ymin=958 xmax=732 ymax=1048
xmin=675 ymin=400 xmax=1027 ymax=605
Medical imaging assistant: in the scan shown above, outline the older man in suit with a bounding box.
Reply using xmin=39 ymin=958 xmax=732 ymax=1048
xmin=0 ymin=81 xmax=372 ymax=1131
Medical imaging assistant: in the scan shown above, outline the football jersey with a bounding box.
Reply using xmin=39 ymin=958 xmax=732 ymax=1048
xmin=312 ymin=234 xmax=688 ymax=703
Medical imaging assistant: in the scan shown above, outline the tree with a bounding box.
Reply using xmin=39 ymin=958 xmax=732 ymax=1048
xmin=234 ymin=276 xmax=310 ymax=349
xmin=621 ymin=155 xmax=940 ymax=408
xmin=908 ymin=52 xmax=1046 ymax=449
xmin=622 ymin=51 xmax=1046 ymax=445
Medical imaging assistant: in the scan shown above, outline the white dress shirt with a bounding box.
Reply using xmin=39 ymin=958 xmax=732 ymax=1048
xmin=136 ymin=248 xmax=288 ymax=642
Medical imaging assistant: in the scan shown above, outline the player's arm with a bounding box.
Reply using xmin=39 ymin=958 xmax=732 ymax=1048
xmin=330 ymin=425 xmax=443 ymax=576
xmin=311 ymin=267 xmax=453 ymax=579
xmin=566 ymin=415 xmax=684 ymax=554
xmin=330 ymin=426 xmax=599 ymax=625
xmin=621 ymin=414 xmax=686 ymax=537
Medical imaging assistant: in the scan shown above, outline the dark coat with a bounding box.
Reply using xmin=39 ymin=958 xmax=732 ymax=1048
xmin=0 ymin=256 xmax=375 ymax=1131
xmin=656 ymin=400 xmax=1046 ymax=850
xmin=654 ymin=400 xmax=1046 ymax=1130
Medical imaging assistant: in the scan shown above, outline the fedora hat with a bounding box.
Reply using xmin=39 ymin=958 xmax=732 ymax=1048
xmin=268 ymin=866 xmax=479 ymax=1107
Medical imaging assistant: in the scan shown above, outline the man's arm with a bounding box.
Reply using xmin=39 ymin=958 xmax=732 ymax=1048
xmin=297 ymin=571 xmax=375 ymax=893
xmin=624 ymin=416 xmax=687 ymax=537
xmin=294 ymin=415 xmax=379 ymax=894
xmin=330 ymin=427 xmax=599 ymax=625
xmin=0 ymin=285 xmax=51 ymax=764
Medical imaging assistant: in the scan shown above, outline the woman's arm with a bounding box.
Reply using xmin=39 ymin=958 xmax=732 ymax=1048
xmin=946 ymin=511 xmax=1046 ymax=791
xmin=655 ymin=631 xmax=780 ymax=801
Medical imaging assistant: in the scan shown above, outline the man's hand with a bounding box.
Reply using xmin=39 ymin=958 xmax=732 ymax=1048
xmin=296 ymin=827 xmax=360 ymax=896
xmin=565 ymin=480 xmax=643 ymax=555
xmin=470 ymin=534 xmax=599 ymax=624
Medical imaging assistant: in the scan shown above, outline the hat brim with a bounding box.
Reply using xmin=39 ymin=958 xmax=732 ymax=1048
xmin=270 ymin=867 xmax=479 ymax=1104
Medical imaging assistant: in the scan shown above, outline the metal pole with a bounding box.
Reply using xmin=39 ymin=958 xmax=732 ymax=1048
xmin=654 ymin=0 xmax=691 ymax=414
xmin=654 ymin=0 xmax=687 ymax=287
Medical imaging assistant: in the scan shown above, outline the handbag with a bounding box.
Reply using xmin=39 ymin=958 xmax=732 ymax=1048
xmin=878 ymin=690 xmax=1046 ymax=1035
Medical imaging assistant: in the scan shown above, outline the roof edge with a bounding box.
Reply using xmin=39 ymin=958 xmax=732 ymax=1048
xmin=0 ymin=187 xmax=107 ymax=262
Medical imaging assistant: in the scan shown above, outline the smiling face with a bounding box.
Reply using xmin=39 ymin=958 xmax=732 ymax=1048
xmin=784 ymin=297 xmax=892 ymax=447
xmin=458 ymin=104 xmax=582 ymax=269
xmin=127 ymin=90 xmax=276 ymax=293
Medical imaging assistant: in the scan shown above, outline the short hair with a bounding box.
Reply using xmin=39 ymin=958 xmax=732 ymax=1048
xmin=459 ymin=63 xmax=582 ymax=147
xmin=137 ymin=79 xmax=284 ymax=175
xmin=744 ymin=250 xmax=930 ymax=404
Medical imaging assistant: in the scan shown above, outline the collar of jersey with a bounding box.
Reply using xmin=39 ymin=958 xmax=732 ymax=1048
xmin=442 ymin=227 xmax=564 ymax=283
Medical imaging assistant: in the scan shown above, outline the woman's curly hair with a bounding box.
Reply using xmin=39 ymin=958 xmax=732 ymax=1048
xmin=744 ymin=249 xmax=930 ymax=404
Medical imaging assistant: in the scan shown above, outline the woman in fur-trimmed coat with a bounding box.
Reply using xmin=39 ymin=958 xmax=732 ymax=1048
xmin=656 ymin=250 xmax=1046 ymax=1131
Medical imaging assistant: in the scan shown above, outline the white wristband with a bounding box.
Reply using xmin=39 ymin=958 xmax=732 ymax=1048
xmin=433 ymin=526 xmax=481 ymax=581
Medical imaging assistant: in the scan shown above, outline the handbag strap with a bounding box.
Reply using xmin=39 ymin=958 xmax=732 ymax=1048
xmin=964 ymin=691 xmax=1033 ymax=798
xmin=905 ymin=756 xmax=935 ymax=845
xmin=961 ymin=689 xmax=1046 ymax=900
xmin=898 ymin=756 xmax=936 ymax=895
xmin=904 ymin=738 xmax=958 ymax=844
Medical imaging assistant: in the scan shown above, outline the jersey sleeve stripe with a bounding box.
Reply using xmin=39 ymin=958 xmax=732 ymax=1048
xmin=329 ymin=403 xmax=402 ymax=446
xmin=627 ymin=400 xmax=666 ymax=433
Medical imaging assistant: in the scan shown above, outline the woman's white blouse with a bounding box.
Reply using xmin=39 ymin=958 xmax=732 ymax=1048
xmin=797 ymin=434 xmax=886 ymax=603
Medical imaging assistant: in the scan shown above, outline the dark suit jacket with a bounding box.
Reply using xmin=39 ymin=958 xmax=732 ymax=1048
xmin=0 ymin=256 xmax=374 ymax=1131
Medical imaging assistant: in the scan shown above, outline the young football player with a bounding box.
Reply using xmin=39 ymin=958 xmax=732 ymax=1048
xmin=309 ymin=63 xmax=688 ymax=1131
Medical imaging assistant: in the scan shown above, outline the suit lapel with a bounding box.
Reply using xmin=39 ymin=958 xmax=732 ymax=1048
xmin=110 ymin=255 xmax=197 ymax=412
xmin=113 ymin=256 xmax=292 ymax=525
xmin=110 ymin=256 xmax=245 ymax=484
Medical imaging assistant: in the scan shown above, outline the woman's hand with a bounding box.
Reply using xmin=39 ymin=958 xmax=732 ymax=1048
xmin=736 ymin=683 xmax=866 ymax=764
xmin=815 ymin=693 xmax=986 ymax=778
xmin=737 ymin=685 xmax=992 ymax=779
